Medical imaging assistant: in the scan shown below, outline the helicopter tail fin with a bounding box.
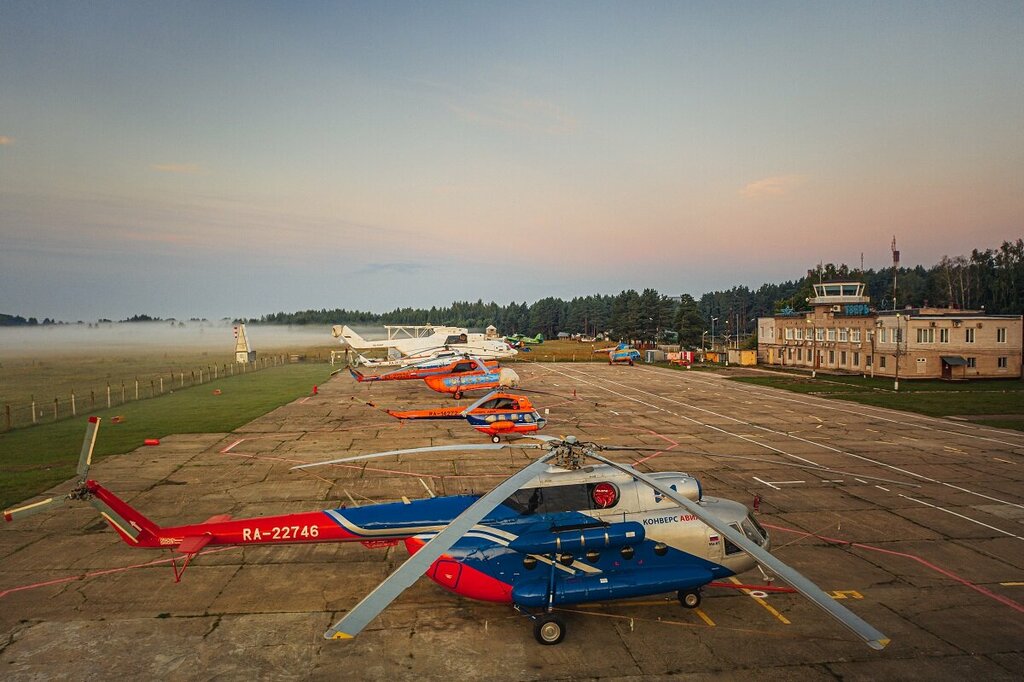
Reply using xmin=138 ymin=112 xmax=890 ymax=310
xmin=86 ymin=482 xmax=161 ymax=546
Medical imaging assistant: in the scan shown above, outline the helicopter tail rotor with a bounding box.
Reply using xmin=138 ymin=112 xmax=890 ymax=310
xmin=4 ymin=416 xmax=101 ymax=523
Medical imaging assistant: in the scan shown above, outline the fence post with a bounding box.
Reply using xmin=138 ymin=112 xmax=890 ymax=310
xmin=31 ymin=395 xmax=37 ymax=424
xmin=214 ymin=365 xmax=218 ymax=379
xmin=90 ymin=390 xmax=95 ymax=408
xmin=180 ymin=372 xmax=184 ymax=387
xmin=199 ymin=369 xmax=203 ymax=383
xmin=191 ymin=370 xmax=195 ymax=385
xmin=106 ymin=383 xmax=111 ymax=408
xmin=121 ymin=381 xmax=126 ymax=403
xmin=151 ymin=379 xmax=155 ymax=397
xmin=160 ymin=377 xmax=164 ymax=393
xmin=4 ymin=404 xmax=10 ymax=431
xmin=71 ymin=390 xmax=76 ymax=417
xmin=135 ymin=378 xmax=139 ymax=400
xmin=53 ymin=397 xmax=58 ymax=421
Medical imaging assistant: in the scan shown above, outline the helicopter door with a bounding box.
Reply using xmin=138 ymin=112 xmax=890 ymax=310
xmin=431 ymin=559 xmax=462 ymax=589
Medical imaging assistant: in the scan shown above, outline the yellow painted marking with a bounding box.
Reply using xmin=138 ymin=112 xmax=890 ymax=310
xmin=694 ymin=608 xmax=715 ymax=627
xmin=1000 ymin=582 xmax=1024 ymax=586
xmin=829 ymin=590 xmax=863 ymax=600
xmin=331 ymin=632 xmax=353 ymax=639
xmin=99 ymin=512 xmax=138 ymax=545
xmin=944 ymin=446 xmax=966 ymax=454
xmin=729 ymin=576 xmax=790 ymax=625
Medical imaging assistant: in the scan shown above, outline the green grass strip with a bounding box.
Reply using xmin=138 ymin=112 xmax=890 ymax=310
xmin=731 ymin=375 xmax=1024 ymax=427
xmin=0 ymin=363 xmax=332 ymax=509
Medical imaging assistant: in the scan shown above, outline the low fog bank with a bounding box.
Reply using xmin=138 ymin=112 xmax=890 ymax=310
xmin=0 ymin=322 xmax=338 ymax=358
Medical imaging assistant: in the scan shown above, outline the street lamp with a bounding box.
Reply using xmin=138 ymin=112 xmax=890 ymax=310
xmin=894 ymin=313 xmax=905 ymax=392
xmin=701 ymin=330 xmax=708 ymax=351
xmin=710 ymin=317 xmax=718 ymax=351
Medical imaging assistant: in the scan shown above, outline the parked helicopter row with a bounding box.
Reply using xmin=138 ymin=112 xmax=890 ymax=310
xmin=2 ymin=329 xmax=889 ymax=650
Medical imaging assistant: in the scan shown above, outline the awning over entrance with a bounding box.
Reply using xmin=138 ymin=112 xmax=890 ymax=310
xmin=941 ymin=355 xmax=968 ymax=366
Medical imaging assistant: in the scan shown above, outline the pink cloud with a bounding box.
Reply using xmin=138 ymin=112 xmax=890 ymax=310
xmin=740 ymin=174 xmax=807 ymax=198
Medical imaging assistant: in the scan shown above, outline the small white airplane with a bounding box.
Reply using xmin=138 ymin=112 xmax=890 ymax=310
xmin=332 ymin=324 xmax=518 ymax=367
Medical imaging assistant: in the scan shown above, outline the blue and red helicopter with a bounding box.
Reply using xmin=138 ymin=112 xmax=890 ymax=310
xmin=3 ymin=418 xmax=890 ymax=649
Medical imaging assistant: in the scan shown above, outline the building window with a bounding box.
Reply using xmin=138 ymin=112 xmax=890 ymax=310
xmin=795 ymin=328 xmax=803 ymax=340
xmin=838 ymin=328 xmax=848 ymax=342
xmin=998 ymin=357 xmax=1008 ymax=368
xmin=787 ymin=348 xmax=793 ymax=360
xmin=840 ymin=351 xmax=847 ymax=365
xmin=785 ymin=328 xmax=793 ymax=340
xmin=853 ymin=352 xmax=860 ymax=366
xmin=866 ymin=354 xmax=872 ymax=367
xmin=880 ymin=356 xmax=887 ymax=369
xmin=816 ymin=328 xmax=824 ymax=342
xmin=997 ymin=327 xmax=1007 ymax=343
xmin=879 ymin=328 xmax=888 ymax=343
xmin=797 ymin=348 xmax=802 ymax=361
xmin=827 ymin=328 xmax=836 ymax=341
xmin=966 ymin=357 xmax=976 ymax=368
xmin=828 ymin=350 xmax=835 ymax=364
xmin=917 ymin=328 xmax=934 ymax=343
xmin=965 ymin=328 xmax=975 ymax=343
xmin=939 ymin=328 xmax=949 ymax=343
xmin=851 ymin=329 xmax=861 ymax=343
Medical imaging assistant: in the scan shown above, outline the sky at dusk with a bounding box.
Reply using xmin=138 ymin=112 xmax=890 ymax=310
xmin=2 ymin=1 xmax=1022 ymax=321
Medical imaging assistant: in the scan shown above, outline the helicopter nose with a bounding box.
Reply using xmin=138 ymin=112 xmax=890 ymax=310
xmin=498 ymin=368 xmax=520 ymax=387
xmin=534 ymin=414 xmax=547 ymax=430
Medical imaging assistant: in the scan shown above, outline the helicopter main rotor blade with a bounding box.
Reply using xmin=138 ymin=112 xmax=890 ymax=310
xmin=3 ymin=495 xmax=68 ymax=522
xmin=324 ymin=450 xmax=558 ymax=640
xmin=77 ymin=416 xmax=101 ymax=479
xmin=584 ymin=450 xmax=890 ymax=650
xmin=291 ymin=443 xmax=541 ymax=470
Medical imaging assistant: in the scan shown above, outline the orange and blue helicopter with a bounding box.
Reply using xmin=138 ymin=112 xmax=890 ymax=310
xmin=351 ymin=355 xmax=519 ymax=399
xmin=383 ymin=390 xmax=547 ymax=442
xmin=594 ymin=342 xmax=642 ymax=365
xmin=4 ymin=418 xmax=892 ymax=649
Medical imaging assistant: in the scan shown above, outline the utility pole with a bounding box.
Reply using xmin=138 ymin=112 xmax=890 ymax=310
xmin=891 ymin=236 xmax=900 ymax=311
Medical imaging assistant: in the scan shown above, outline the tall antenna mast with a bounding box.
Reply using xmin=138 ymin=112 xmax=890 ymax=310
xmin=891 ymin=236 xmax=900 ymax=310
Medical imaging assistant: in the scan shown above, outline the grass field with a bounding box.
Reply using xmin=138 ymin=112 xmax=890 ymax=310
xmin=0 ymin=363 xmax=332 ymax=509
xmin=731 ymin=373 xmax=1024 ymax=430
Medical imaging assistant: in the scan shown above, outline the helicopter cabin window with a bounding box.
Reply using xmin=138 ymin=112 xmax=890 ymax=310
xmin=452 ymin=362 xmax=476 ymax=373
xmin=503 ymin=482 xmax=619 ymax=515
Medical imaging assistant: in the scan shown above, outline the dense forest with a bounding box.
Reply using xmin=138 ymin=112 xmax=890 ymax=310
xmin=251 ymin=240 xmax=1024 ymax=348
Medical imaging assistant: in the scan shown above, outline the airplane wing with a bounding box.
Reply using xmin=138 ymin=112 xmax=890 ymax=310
xmin=585 ymin=451 xmax=890 ymax=650
xmin=323 ymin=450 xmax=558 ymax=639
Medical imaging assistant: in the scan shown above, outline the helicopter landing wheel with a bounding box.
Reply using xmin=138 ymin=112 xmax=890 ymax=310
xmin=533 ymin=614 xmax=566 ymax=645
xmin=491 ymin=435 xmax=501 ymax=443
xmin=678 ymin=589 xmax=701 ymax=609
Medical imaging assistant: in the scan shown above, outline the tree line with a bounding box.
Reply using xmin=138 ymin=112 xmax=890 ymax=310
xmin=251 ymin=239 xmax=1023 ymax=347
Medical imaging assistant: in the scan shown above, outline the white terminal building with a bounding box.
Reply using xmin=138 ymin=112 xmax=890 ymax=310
xmin=757 ymin=282 xmax=1022 ymax=380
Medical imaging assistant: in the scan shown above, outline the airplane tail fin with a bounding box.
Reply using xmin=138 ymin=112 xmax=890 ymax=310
xmin=87 ymin=482 xmax=161 ymax=546
xmin=337 ymin=325 xmax=370 ymax=350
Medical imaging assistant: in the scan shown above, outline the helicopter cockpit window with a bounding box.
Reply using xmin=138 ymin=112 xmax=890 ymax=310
xmin=444 ymin=335 xmax=465 ymax=345
xmin=479 ymin=399 xmax=500 ymax=409
xmin=452 ymin=362 xmax=475 ymax=373
xmin=502 ymin=483 xmax=615 ymax=516
xmin=742 ymin=514 xmax=768 ymax=546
